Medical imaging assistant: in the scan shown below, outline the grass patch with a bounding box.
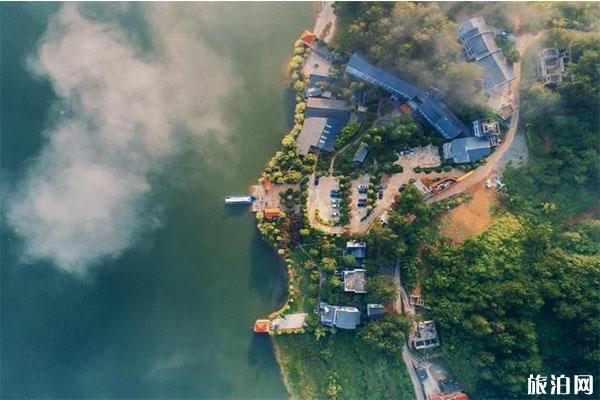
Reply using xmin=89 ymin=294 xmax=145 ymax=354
xmin=274 ymin=332 xmax=415 ymax=400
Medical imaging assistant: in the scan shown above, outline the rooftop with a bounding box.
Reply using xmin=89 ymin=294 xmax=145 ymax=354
xmin=297 ymin=117 xmax=345 ymax=155
xmin=353 ymin=142 xmax=369 ymax=164
xmin=457 ymin=17 xmax=514 ymax=90
xmin=345 ymin=53 xmax=466 ymax=140
xmin=367 ymin=303 xmax=386 ymax=318
xmin=346 ymin=53 xmax=423 ymax=100
xmin=413 ymin=320 xmax=440 ymax=350
xmin=343 ymin=269 xmax=367 ymax=293
xmin=345 ymin=240 xmax=367 ymax=258
xmin=415 ymin=97 xmax=466 ymax=140
xmin=444 ymin=136 xmax=492 ymax=164
xmin=319 ymin=302 xmax=361 ymax=330
xmin=306 ymin=98 xmax=350 ymax=122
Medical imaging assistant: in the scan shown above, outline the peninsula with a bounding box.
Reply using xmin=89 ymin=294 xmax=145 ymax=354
xmin=248 ymin=3 xmax=599 ymax=399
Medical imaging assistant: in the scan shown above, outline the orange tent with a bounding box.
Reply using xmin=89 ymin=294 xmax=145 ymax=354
xmin=300 ymin=30 xmax=316 ymax=46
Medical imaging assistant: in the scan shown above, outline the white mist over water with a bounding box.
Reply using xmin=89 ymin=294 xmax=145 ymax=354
xmin=6 ymin=4 xmax=238 ymax=274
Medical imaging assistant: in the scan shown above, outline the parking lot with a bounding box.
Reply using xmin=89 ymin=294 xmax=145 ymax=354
xmin=395 ymin=144 xmax=441 ymax=169
xmin=307 ymin=175 xmax=341 ymax=226
xmin=350 ymin=174 xmax=371 ymax=226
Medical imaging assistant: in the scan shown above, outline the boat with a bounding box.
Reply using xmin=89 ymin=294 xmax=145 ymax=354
xmin=225 ymin=195 xmax=256 ymax=205
xmin=253 ymin=319 xmax=271 ymax=333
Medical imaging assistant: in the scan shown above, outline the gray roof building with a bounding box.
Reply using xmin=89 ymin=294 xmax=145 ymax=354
xmin=343 ymin=269 xmax=367 ymax=293
xmin=443 ymin=136 xmax=492 ymax=164
xmin=367 ymin=304 xmax=386 ymax=318
xmin=306 ymin=98 xmax=350 ymax=122
xmin=346 ymin=53 xmax=423 ymax=100
xmin=319 ymin=302 xmax=361 ymax=330
xmin=345 ymin=241 xmax=367 ymax=259
xmin=457 ymin=17 xmax=515 ymax=90
xmin=414 ymin=96 xmax=466 ymax=140
xmin=345 ymin=53 xmax=466 ymax=140
xmin=297 ymin=117 xmax=345 ymax=155
xmin=413 ymin=320 xmax=440 ymax=350
xmin=537 ymin=48 xmax=570 ymax=86
xmin=353 ymin=142 xmax=369 ymax=164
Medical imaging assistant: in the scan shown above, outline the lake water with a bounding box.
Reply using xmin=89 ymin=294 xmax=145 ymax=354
xmin=0 ymin=3 xmax=314 ymax=398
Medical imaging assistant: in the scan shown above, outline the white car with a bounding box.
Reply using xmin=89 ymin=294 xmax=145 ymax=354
xmin=330 ymin=212 xmax=340 ymax=218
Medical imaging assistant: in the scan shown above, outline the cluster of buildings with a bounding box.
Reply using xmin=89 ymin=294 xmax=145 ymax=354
xmin=345 ymin=52 xmax=500 ymax=165
xmin=456 ymin=17 xmax=515 ymax=91
xmin=297 ymin=16 xmax=512 ymax=166
xmin=318 ymin=241 xmax=387 ymax=330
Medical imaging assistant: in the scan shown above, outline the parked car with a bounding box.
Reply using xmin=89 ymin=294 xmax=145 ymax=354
xmin=331 ymin=203 xmax=340 ymax=208
xmin=330 ymin=190 xmax=340 ymax=197
xmin=415 ymin=366 xmax=428 ymax=381
xmin=330 ymin=212 xmax=340 ymax=218
xmin=314 ymin=176 xmax=320 ymax=186
xmin=378 ymin=189 xmax=384 ymax=199
xmin=331 ymin=198 xmax=341 ymax=204
xmin=398 ymin=184 xmax=407 ymax=193
xmin=357 ymin=202 xmax=367 ymax=208
xmin=357 ymin=184 xmax=368 ymax=193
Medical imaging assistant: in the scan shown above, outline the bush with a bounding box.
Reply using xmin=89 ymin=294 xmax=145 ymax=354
xmin=414 ymin=167 xmax=422 ymax=173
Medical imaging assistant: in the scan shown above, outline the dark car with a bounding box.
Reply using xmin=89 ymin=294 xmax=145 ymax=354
xmin=330 ymin=190 xmax=340 ymax=197
xmin=378 ymin=189 xmax=384 ymax=199
xmin=314 ymin=176 xmax=320 ymax=186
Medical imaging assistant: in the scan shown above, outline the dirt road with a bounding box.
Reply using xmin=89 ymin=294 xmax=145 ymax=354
xmin=428 ymin=33 xmax=539 ymax=204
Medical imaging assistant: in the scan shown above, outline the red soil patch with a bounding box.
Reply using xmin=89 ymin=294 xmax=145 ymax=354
xmin=441 ymin=182 xmax=499 ymax=243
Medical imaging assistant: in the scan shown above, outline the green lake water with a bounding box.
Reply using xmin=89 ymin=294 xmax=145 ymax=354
xmin=1 ymin=3 xmax=314 ymax=398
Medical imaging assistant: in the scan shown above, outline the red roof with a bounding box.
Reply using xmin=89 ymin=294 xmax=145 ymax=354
xmin=253 ymin=319 xmax=271 ymax=333
xmin=300 ymin=30 xmax=316 ymax=46
xmin=429 ymin=392 xmax=468 ymax=400
xmin=264 ymin=208 xmax=281 ymax=220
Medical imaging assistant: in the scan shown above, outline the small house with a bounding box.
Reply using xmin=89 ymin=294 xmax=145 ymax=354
xmin=319 ymin=302 xmax=361 ymax=330
xmin=537 ymin=48 xmax=570 ymax=86
xmin=342 ymin=269 xmax=367 ymax=293
xmin=367 ymin=303 xmax=386 ymax=319
xmin=413 ymin=320 xmax=440 ymax=350
xmin=353 ymin=142 xmax=369 ymax=164
xmin=345 ymin=240 xmax=367 ymax=259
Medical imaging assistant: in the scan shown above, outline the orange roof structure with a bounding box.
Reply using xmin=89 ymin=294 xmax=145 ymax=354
xmin=253 ymin=319 xmax=271 ymax=333
xmin=300 ymin=30 xmax=316 ymax=46
xmin=264 ymin=208 xmax=281 ymax=220
xmin=430 ymin=392 xmax=469 ymax=400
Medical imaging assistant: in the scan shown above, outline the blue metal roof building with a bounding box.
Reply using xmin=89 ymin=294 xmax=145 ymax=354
xmin=346 ymin=54 xmax=423 ymax=100
xmin=414 ymin=97 xmax=466 ymax=140
xmin=345 ymin=53 xmax=466 ymax=140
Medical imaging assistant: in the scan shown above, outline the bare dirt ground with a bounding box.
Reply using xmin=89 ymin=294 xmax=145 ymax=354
xmin=440 ymin=182 xmax=499 ymax=243
xmin=313 ymin=1 xmax=336 ymax=43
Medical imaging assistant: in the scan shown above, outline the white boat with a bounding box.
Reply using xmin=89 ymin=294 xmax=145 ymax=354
xmin=225 ymin=195 xmax=256 ymax=205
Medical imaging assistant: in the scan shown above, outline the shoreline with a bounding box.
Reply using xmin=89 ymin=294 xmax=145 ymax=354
xmin=263 ymin=3 xmax=337 ymax=399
